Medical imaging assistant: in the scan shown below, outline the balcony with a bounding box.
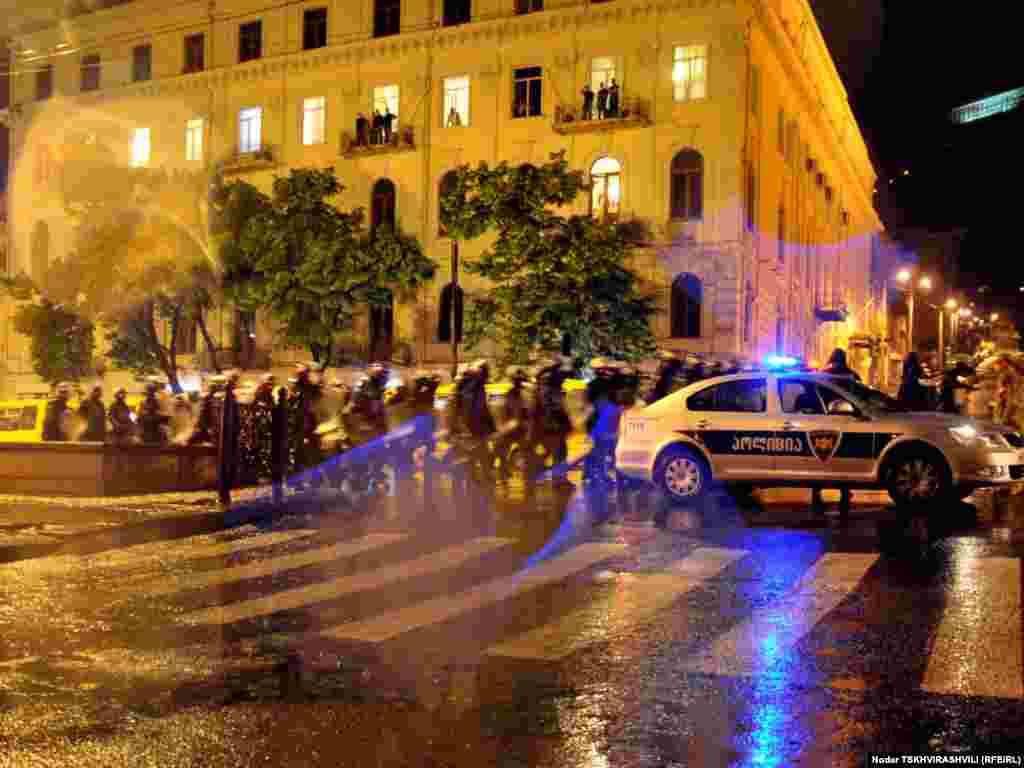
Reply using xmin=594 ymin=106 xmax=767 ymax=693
xmin=340 ymin=126 xmax=415 ymax=158
xmin=218 ymin=145 xmax=279 ymax=175
xmin=552 ymin=98 xmax=651 ymax=135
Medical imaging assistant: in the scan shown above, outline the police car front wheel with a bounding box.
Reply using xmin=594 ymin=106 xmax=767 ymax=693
xmin=885 ymin=451 xmax=951 ymax=506
xmin=655 ymin=447 xmax=710 ymax=502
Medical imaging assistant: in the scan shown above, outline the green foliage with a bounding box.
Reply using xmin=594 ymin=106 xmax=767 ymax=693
xmin=214 ymin=167 xmax=436 ymax=364
xmin=442 ymin=152 xmax=657 ymax=365
xmin=1 ymin=278 xmax=95 ymax=385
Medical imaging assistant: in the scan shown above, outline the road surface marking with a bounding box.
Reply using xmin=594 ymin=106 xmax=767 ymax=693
xmin=184 ymin=537 xmax=513 ymax=626
xmin=323 ymin=541 xmax=627 ymax=644
xmin=683 ymin=553 xmax=879 ymax=677
xmin=922 ymin=556 xmax=1023 ymax=699
xmin=0 ymin=529 xmax=318 ymax=578
xmin=149 ymin=533 xmax=407 ymax=596
xmin=487 ymin=547 xmax=748 ymax=660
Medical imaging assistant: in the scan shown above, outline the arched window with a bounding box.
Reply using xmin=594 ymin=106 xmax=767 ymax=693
xmin=31 ymin=221 xmax=50 ymax=290
xmin=437 ymin=282 xmax=463 ymax=343
xmin=670 ymin=149 xmax=703 ymax=221
xmin=670 ymin=273 xmax=702 ymax=338
xmin=438 ymin=170 xmax=457 ymax=236
xmin=590 ymin=156 xmax=621 ymax=221
xmin=371 ymin=178 xmax=396 ymax=233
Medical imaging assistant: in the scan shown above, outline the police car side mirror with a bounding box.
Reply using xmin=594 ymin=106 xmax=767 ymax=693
xmin=827 ymin=400 xmax=858 ymax=417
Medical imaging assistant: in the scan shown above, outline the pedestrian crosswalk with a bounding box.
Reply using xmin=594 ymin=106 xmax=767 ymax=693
xmin=6 ymin=518 xmax=1022 ymax=702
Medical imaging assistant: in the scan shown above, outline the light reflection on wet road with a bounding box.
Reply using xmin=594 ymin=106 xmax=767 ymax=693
xmin=1 ymin=484 xmax=1023 ymax=766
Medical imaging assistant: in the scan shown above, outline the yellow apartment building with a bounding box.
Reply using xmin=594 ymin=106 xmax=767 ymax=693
xmin=0 ymin=0 xmax=883 ymax=395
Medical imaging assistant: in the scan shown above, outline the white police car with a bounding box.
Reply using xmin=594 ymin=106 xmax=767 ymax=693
xmin=615 ymin=366 xmax=1024 ymax=506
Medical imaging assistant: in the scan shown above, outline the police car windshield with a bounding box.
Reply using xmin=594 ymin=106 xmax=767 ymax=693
xmin=828 ymin=379 xmax=907 ymax=413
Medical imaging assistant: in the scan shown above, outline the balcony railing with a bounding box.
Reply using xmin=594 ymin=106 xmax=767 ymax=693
xmin=552 ymin=98 xmax=651 ymax=135
xmin=340 ymin=126 xmax=415 ymax=158
xmin=218 ymin=145 xmax=279 ymax=175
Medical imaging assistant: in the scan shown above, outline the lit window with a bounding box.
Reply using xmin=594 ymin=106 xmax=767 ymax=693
xmin=239 ymin=107 xmax=262 ymax=153
xmin=443 ymin=76 xmax=470 ymax=127
xmin=512 ymin=67 xmax=543 ymax=118
xmin=372 ymin=84 xmax=399 ymax=128
xmin=303 ymin=97 xmax=326 ymax=145
xmin=672 ymin=44 xmax=707 ymax=102
xmin=130 ymin=127 xmax=151 ymax=168
xmin=590 ymin=156 xmax=621 ymax=221
xmin=185 ymin=119 xmax=204 ymax=162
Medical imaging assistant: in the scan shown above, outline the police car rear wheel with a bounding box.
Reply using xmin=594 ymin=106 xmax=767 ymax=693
xmin=887 ymin=452 xmax=950 ymax=506
xmin=655 ymin=447 xmax=709 ymax=502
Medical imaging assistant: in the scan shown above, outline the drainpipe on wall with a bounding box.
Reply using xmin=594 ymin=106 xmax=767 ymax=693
xmin=741 ymin=16 xmax=753 ymax=360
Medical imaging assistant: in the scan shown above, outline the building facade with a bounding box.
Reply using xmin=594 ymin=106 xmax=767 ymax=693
xmin=0 ymin=0 xmax=881 ymax=395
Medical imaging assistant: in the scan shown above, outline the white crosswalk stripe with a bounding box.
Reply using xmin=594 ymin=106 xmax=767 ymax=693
xmin=183 ymin=536 xmax=514 ymax=626
xmin=487 ymin=547 xmax=748 ymax=661
xmin=323 ymin=542 xmax=627 ymax=643
xmin=682 ymin=553 xmax=880 ymax=678
xmin=148 ymin=533 xmax=407 ymax=596
xmin=922 ymin=556 xmax=1023 ymax=700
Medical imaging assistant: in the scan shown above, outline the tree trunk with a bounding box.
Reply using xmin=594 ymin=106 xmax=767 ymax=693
xmin=197 ymin=311 xmax=220 ymax=373
xmin=165 ymin=310 xmax=183 ymax=394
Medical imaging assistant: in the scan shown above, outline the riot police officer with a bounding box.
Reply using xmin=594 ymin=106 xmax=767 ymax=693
xmin=648 ymin=350 xmax=685 ymax=404
xmin=530 ymin=355 xmax=574 ymax=478
xmin=42 ymin=382 xmax=73 ymax=442
xmin=494 ymin=366 xmax=531 ymax=483
xmin=78 ymin=385 xmax=107 ymax=442
xmin=189 ymin=375 xmax=224 ymax=445
xmin=139 ymin=379 xmax=169 ymax=445
xmin=109 ymin=388 xmax=136 ymax=445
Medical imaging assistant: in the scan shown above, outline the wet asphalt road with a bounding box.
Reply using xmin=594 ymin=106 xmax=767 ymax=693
xmin=1 ymin=479 xmax=1023 ymax=767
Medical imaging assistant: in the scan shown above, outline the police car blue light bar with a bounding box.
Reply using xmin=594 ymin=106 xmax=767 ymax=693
xmin=763 ymin=355 xmax=800 ymax=369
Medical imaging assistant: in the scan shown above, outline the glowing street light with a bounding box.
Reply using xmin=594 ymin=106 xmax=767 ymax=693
xmin=945 ymin=299 xmax=958 ymax=310
xmin=919 ymin=276 xmax=932 ymax=291
xmin=896 ymin=269 xmax=912 ymax=284
xmin=991 ymin=313 xmax=1000 ymax=322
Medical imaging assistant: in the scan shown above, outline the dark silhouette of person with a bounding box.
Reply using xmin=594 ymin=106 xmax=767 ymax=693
xmin=648 ymin=351 xmax=685 ymax=404
xmin=355 ymin=112 xmax=369 ymax=146
xmin=607 ymin=79 xmax=620 ymax=117
xmin=822 ymin=348 xmax=861 ymax=382
xmin=939 ymin=362 xmax=975 ymax=414
xmin=581 ymin=83 xmax=595 ymax=120
xmin=371 ymin=110 xmax=384 ymax=145
xmin=383 ymin=107 xmax=396 ymax=144
xmin=218 ymin=371 xmax=242 ymax=506
xmin=138 ymin=381 xmax=169 ymax=445
xmin=898 ymin=352 xmax=929 ymax=411
xmin=42 ymin=383 xmax=72 ymax=442
xmin=78 ymin=385 xmax=107 ymax=442
xmin=597 ymin=82 xmax=609 ymax=119
xmin=109 ymin=388 xmax=136 ymax=445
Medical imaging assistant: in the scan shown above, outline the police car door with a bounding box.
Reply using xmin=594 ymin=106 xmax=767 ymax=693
xmin=773 ymin=377 xmax=874 ymax=481
xmin=684 ymin=376 xmax=775 ymax=479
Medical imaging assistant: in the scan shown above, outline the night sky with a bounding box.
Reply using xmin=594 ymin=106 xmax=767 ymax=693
xmin=813 ymin=0 xmax=1023 ymax=320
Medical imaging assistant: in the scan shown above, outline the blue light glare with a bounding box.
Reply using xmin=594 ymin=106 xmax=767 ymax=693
xmin=763 ymin=355 xmax=799 ymax=369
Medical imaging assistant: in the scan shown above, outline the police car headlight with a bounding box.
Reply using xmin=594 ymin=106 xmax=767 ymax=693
xmin=948 ymin=425 xmax=978 ymax=445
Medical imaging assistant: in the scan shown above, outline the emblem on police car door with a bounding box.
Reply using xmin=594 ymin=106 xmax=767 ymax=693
xmin=808 ymin=430 xmax=841 ymax=462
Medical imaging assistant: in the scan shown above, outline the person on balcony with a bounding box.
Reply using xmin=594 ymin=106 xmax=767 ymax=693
xmin=355 ymin=113 xmax=369 ymax=147
xmin=607 ymin=79 xmax=620 ymax=117
xmin=447 ymin=106 xmax=462 ymax=128
xmin=371 ymin=110 xmax=384 ymax=145
xmin=383 ymin=107 xmax=396 ymax=144
xmin=596 ymin=82 xmax=609 ymax=120
xmin=581 ymin=83 xmax=595 ymax=120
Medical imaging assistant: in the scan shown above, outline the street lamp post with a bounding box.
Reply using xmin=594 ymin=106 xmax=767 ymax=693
xmin=896 ymin=269 xmax=932 ymax=356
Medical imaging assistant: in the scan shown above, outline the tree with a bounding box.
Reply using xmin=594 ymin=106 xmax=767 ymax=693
xmin=214 ymin=167 xmax=436 ymax=366
xmin=46 ymin=142 xmax=223 ymax=390
xmin=441 ymin=152 xmax=657 ymax=365
xmin=1 ymin=275 xmax=95 ymax=387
